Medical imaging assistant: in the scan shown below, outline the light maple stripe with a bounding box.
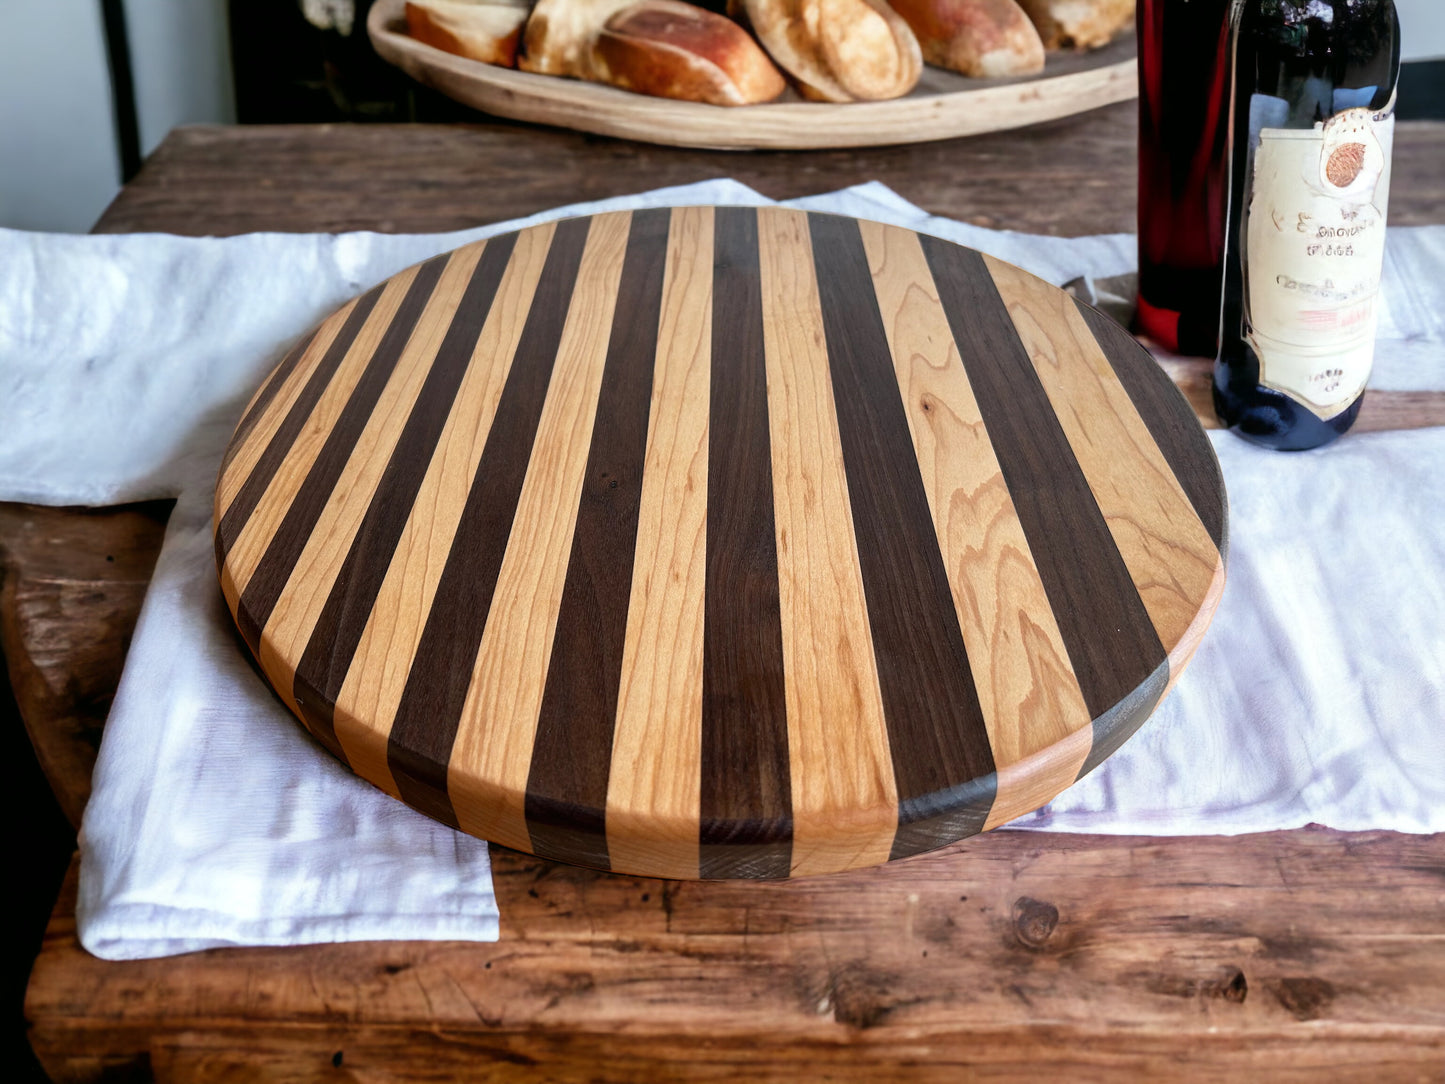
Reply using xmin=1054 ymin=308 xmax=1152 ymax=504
xmin=253 ymin=245 xmax=487 ymax=717
xmin=606 ymin=207 xmax=711 ymax=880
xmin=219 ymin=268 xmax=420 ymax=613
xmin=756 ymin=208 xmax=896 ymax=875
xmin=860 ymin=222 xmax=1093 ymax=829
xmin=448 ymin=211 xmax=633 ymax=853
xmin=332 ymin=222 xmax=557 ymax=798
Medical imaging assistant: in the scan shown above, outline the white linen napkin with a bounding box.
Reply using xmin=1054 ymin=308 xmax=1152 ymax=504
xmin=1 ymin=180 xmax=1441 ymax=961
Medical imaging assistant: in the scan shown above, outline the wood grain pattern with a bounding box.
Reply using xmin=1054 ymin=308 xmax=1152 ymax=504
xmin=217 ymin=270 xmax=416 ymax=619
xmin=213 ymin=304 xmax=356 ymax=520
xmin=28 ymin=831 xmax=1445 ymax=1082
xmin=93 ymin=118 xmax=1445 ymax=243
xmin=216 ymin=208 xmax=1227 ymax=879
xmin=758 ymin=209 xmax=896 ymax=876
xmin=920 ymin=238 xmax=1170 ymax=744
xmin=293 ymin=235 xmax=518 ymax=759
xmin=986 ymin=255 xmax=1224 ymax=665
xmin=449 ymin=212 xmax=632 ymax=852
xmin=0 ymin=501 xmax=172 ymax=828
xmin=701 ymin=207 xmax=791 ymax=878
xmin=333 ymin=222 xmax=553 ymax=799
xmin=859 ymin=222 xmax=1093 ymax=831
xmin=605 ymin=207 xmax=712 ymax=881
xmin=367 ymin=0 xmax=1137 ymax=151
xmin=806 ymin=214 xmax=998 ymax=860
xmin=260 ymin=246 xmax=486 ymax=735
xmin=527 ymin=208 xmax=671 ymax=868
xmin=383 ymin=217 xmax=591 ymax=828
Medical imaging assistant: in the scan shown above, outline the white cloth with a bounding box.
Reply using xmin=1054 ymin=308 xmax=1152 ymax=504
xmin=0 ymin=181 xmax=1441 ymax=962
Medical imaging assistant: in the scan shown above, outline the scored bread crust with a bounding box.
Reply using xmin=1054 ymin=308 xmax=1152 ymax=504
xmin=522 ymin=0 xmax=786 ymax=105
xmin=1014 ymin=0 xmax=1133 ymax=50
xmin=594 ymin=4 xmax=787 ymax=105
xmin=732 ymin=0 xmax=922 ymax=102
xmin=888 ymin=0 xmax=1044 ymax=77
xmin=405 ymin=0 xmax=533 ymax=66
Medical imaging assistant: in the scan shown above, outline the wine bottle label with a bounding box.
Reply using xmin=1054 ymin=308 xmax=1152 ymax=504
xmin=1245 ymin=106 xmax=1394 ymax=420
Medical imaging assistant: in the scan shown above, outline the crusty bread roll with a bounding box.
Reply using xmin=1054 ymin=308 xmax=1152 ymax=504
xmin=1015 ymin=0 xmax=1133 ymax=50
xmin=888 ymin=0 xmax=1044 ymax=77
xmin=594 ymin=3 xmax=787 ymax=105
xmin=730 ymin=0 xmax=922 ymax=102
xmin=406 ymin=0 xmax=533 ymax=66
xmin=522 ymin=0 xmax=786 ymax=105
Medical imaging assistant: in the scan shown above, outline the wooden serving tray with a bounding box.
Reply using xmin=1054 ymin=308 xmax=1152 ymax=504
xmin=215 ymin=207 xmax=1226 ymax=880
xmin=366 ymin=0 xmax=1137 ymax=150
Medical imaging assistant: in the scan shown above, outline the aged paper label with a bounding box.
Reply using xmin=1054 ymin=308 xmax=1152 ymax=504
xmin=1246 ymin=107 xmax=1394 ymax=419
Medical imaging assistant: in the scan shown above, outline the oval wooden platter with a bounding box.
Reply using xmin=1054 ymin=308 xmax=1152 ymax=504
xmin=215 ymin=207 xmax=1227 ymax=880
xmin=366 ymin=0 xmax=1137 ymax=150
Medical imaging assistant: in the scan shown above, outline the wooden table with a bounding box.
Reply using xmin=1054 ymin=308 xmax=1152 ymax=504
xmin=13 ymin=106 xmax=1445 ymax=1081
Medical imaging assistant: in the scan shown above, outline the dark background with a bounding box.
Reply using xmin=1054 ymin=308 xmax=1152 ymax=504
xmin=10 ymin=3 xmax=1445 ymax=1078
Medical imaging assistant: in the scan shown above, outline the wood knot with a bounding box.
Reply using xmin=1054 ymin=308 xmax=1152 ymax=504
xmin=1212 ymin=967 xmax=1248 ymax=1003
xmin=1271 ymin=976 xmax=1336 ymax=1021
xmin=1011 ymin=897 xmax=1059 ymax=949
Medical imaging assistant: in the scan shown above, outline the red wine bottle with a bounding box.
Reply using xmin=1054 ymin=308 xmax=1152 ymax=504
xmin=1213 ymin=0 xmax=1400 ymax=450
xmin=1136 ymin=0 xmax=1234 ymax=358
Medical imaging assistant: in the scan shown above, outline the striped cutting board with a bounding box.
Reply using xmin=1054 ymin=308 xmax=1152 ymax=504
xmin=215 ymin=207 xmax=1227 ymax=880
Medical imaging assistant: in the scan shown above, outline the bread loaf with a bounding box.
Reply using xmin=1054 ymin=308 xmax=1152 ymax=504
xmin=594 ymin=2 xmax=786 ymax=104
xmin=405 ymin=0 xmax=533 ymax=66
xmin=521 ymin=0 xmax=786 ymax=105
xmin=887 ymin=0 xmax=1044 ymax=78
xmin=1015 ymin=0 xmax=1133 ymax=50
xmin=731 ymin=0 xmax=922 ymax=102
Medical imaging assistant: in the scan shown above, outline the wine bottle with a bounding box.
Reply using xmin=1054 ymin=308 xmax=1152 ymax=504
xmin=1136 ymin=0 xmax=1234 ymax=358
xmin=1212 ymin=0 xmax=1400 ymax=450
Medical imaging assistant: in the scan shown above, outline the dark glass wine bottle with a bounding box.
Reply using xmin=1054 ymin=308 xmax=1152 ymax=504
xmin=1136 ymin=0 xmax=1234 ymax=358
xmin=1213 ymin=0 xmax=1400 ymax=450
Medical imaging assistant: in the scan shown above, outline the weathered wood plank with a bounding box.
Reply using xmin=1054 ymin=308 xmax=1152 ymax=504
xmin=0 ymin=502 xmax=172 ymax=828
xmin=27 ymin=825 xmax=1445 ymax=1082
xmin=89 ymin=114 xmax=1445 ymax=239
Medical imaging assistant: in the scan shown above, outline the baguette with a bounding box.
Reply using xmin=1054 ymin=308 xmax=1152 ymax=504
xmin=405 ymin=0 xmax=533 ymax=66
xmin=1015 ymin=0 xmax=1133 ymax=50
xmin=731 ymin=0 xmax=922 ymax=102
xmin=522 ymin=0 xmax=786 ymax=105
xmin=888 ymin=0 xmax=1044 ymax=78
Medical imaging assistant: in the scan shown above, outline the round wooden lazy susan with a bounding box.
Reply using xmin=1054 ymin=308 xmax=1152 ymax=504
xmin=216 ymin=207 xmax=1227 ymax=880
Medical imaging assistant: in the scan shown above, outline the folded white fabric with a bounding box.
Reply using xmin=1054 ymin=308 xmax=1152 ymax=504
xmin=0 ymin=180 xmax=1441 ymax=962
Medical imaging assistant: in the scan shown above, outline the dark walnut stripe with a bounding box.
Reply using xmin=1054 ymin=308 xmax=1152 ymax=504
xmin=215 ymin=285 xmax=382 ymax=561
xmin=807 ymin=213 xmax=997 ymax=860
xmin=292 ymin=233 xmax=519 ymax=762
xmin=235 ymin=255 xmax=449 ymax=655
xmin=525 ymin=208 xmax=670 ymax=869
xmin=386 ymin=216 xmax=592 ymax=829
xmin=701 ymin=206 xmax=792 ymax=880
xmin=220 ymin=328 xmax=318 ymax=475
xmin=1074 ymin=300 xmax=1229 ymax=557
xmin=920 ymin=236 xmax=1169 ymax=743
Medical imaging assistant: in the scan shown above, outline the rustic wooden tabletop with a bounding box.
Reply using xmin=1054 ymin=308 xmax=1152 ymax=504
xmin=11 ymin=105 xmax=1445 ymax=1081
